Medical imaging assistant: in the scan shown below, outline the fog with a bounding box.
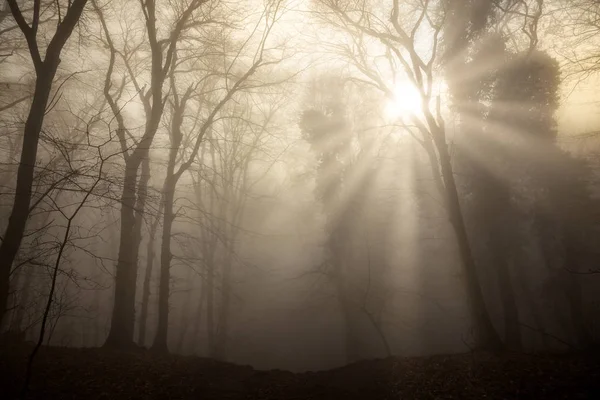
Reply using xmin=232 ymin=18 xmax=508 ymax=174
xmin=1 ymin=0 xmax=599 ymax=378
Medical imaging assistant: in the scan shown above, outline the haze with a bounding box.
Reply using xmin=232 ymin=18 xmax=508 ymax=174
xmin=0 ymin=0 xmax=599 ymax=393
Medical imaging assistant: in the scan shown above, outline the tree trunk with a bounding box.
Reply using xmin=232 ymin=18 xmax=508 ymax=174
xmin=92 ymin=285 xmax=102 ymax=346
xmin=214 ymin=246 xmax=233 ymax=361
xmin=205 ymin=149 xmax=218 ymax=357
xmin=190 ymin=277 xmax=207 ymax=354
xmin=206 ymin=252 xmax=216 ymax=357
xmin=1 ymin=0 xmax=87 ymax=329
xmin=495 ymin=255 xmax=522 ymax=349
xmin=175 ymin=266 xmax=193 ymax=354
xmin=105 ymin=141 xmax=152 ymax=348
xmin=338 ymin=283 xmax=359 ymax=364
xmin=343 ymin=312 xmax=360 ymax=363
xmin=563 ymin=246 xmax=591 ymax=348
xmin=151 ymin=183 xmax=175 ymax=353
xmin=431 ymin=126 xmax=503 ymax=351
xmin=0 ymin=69 xmax=57 ymax=327
xmin=330 ymin=231 xmax=360 ymax=363
xmin=104 ymin=164 xmax=142 ymax=348
xmin=138 ymin=200 xmax=162 ymax=346
xmin=517 ymin=263 xmax=550 ymax=349
xmin=10 ymin=264 xmax=33 ymax=333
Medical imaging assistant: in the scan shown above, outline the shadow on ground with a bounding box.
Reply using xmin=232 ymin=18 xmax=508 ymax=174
xmin=1 ymin=344 xmax=598 ymax=399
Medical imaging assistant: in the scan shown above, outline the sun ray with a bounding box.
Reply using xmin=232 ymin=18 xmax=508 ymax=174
xmin=384 ymin=81 xmax=424 ymax=121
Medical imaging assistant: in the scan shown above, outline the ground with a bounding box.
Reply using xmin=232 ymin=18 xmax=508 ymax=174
xmin=1 ymin=343 xmax=598 ymax=399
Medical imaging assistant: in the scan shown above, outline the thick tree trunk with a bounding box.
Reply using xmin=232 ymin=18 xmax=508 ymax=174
xmin=103 ymin=35 xmax=167 ymax=349
xmin=0 ymin=70 xmax=56 ymax=327
xmin=1 ymin=0 xmax=87 ymax=330
xmin=105 ymin=139 xmax=152 ymax=349
xmin=104 ymin=164 xmax=142 ymax=348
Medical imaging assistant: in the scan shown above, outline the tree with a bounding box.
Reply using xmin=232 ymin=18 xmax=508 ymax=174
xmin=301 ymin=95 xmax=358 ymax=361
xmin=315 ymin=0 xmax=503 ymax=350
xmin=0 ymin=0 xmax=89 ymax=327
xmin=443 ymin=1 xmax=525 ymax=350
xmin=300 ymin=73 xmax=397 ymax=361
xmin=137 ymin=194 xmax=162 ymax=347
xmin=150 ymin=0 xmax=286 ymax=353
xmin=501 ymin=49 xmax=599 ymax=347
xmin=93 ymin=0 xmax=211 ymax=349
xmin=556 ymin=0 xmax=600 ymax=80
xmin=21 ymin=114 xmax=124 ymax=398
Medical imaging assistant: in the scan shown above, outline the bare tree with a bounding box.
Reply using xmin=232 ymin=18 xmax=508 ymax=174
xmin=314 ymin=0 xmax=503 ymax=349
xmin=93 ymin=0 xmax=211 ymax=349
xmin=21 ymin=121 xmax=124 ymax=398
xmin=0 ymin=0 xmax=89 ymax=326
xmin=150 ymin=1 xmax=288 ymax=353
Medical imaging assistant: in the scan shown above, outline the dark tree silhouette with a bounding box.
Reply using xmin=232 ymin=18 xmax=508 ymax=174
xmin=0 ymin=0 xmax=89 ymax=327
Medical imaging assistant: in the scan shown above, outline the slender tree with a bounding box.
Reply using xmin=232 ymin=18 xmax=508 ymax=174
xmin=137 ymin=193 xmax=162 ymax=347
xmin=151 ymin=1 xmax=286 ymax=353
xmin=21 ymin=121 xmax=123 ymax=398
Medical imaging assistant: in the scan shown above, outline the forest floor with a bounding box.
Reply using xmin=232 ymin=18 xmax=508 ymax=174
xmin=1 ymin=343 xmax=599 ymax=399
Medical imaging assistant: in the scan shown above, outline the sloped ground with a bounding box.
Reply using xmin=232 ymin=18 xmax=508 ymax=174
xmin=0 ymin=344 xmax=598 ymax=399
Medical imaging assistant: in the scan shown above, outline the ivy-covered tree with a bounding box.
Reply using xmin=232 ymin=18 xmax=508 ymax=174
xmin=443 ymin=1 xmax=516 ymax=350
xmin=499 ymin=50 xmax=599 ymax=348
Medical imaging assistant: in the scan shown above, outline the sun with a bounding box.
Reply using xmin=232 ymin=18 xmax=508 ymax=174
xmin=384 ymin=81 xmax=423 ymax=120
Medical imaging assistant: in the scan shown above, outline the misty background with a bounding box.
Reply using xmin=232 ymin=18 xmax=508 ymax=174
xmin=0 ymin=0 xmax=599 ymax=373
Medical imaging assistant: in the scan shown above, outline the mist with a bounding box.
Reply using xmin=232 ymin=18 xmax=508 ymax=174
xmin=1 ymin=0 xmax=599 ymax=398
